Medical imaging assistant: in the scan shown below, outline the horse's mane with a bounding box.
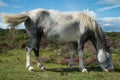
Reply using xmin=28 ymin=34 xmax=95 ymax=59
xmin=78 ymin=13 xmax=103 ymax=37
xmin=78 ymin=13 xmax=107 ymax=48
xmin=78 ymin=13 xmax=96 ymax=30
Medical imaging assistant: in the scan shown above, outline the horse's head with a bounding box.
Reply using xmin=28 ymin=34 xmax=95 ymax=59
xmin=97 ymin=48 xmax=114 ymax=72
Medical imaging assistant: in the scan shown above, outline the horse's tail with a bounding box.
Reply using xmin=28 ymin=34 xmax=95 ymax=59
xmin=1 ymin=13 xmax=28 ymax=29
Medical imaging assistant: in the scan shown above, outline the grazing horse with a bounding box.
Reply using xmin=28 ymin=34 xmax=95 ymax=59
xmin=1 ymin=8 xmax=114 ymax=72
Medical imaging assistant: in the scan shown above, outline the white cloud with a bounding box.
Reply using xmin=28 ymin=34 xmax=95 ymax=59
xmin=102 ymin=23 xmax=111 ymax=26
xmin=98 ymin=17 xmax=120 ymax=31
xmin=97 ymin=0 xmax=120 ymax=5
xmin=98 ymin=4 xmax=120 ymax=11
xmin=0 ymin=0 xmax=8 ymax=7
xmin=97 ymin=0 xmax=120 ymax=11
xmin=0 ymin=21 xmax=8 ymax=29
xmin=98 ymin=17 xmax=120 ymax=24
xmin=17 ymin=23 xmax=24 ymax=29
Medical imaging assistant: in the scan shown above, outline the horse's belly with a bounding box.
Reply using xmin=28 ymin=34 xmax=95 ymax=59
xmin=45 ymin=28 xmax=80 ymax=43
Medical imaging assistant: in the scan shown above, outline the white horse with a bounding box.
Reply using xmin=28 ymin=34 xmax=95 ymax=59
xmin=1 ymin=8 xmax=114 ymax=72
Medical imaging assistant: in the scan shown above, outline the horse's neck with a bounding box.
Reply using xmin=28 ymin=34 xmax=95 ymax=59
xmin=95 ymin=34 xmax=107 ymax=52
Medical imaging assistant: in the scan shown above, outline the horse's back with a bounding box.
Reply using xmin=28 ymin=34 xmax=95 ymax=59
xmin=38 ymin=11 xmax=81 ymax=42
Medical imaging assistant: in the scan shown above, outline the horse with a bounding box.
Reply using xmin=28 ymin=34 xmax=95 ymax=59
xmin=1 ymin=8 xmax=114 ymax=72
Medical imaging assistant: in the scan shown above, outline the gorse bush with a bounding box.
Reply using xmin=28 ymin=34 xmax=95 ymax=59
xmin=0 ymin=28 xmax=120 ymax=53
xmin=0 ymin=29 xmax=28 ymax=52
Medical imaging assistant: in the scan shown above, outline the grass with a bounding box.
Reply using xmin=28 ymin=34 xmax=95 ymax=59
xmin=0 ymin=49 xmax=120 ymax=80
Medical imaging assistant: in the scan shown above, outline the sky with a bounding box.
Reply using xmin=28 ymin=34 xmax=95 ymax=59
xmin=0 ymin=0 xmax=120 ymax=32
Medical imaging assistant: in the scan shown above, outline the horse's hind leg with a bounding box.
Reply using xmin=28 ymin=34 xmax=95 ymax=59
xmin=26 ymin=37 xmax=36 ymax=71
xmin=26 ymin=36 xmax=46 ymax=71
xmin=32 ymin=40 xmax=46 ymax=70
xmin=33 ymin=50 xmax=46 ymax=70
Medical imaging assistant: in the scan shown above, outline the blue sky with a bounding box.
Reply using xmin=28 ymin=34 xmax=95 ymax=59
xmin=0 ymin=0 xmax=120 ymax=32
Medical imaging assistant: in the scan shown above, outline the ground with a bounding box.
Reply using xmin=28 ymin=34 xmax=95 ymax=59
xmin=0 ymin=49 xmax=120 ymax=80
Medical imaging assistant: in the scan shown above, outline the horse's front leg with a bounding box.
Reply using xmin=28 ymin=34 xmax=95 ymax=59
xmin=78 ymin=49 xmax=88 ymax=72
xmin=78 ymin=42 xmax=88 ymax=72
xmin=31 ymin=35 xmax=46 ymax=70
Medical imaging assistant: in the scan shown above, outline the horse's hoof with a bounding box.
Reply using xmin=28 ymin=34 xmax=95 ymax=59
xmin=38 ymin=65 xmax=46 ymax=70
xmin=28 ymin=66 xmax=34 ymax=71
xmin=82 ymin=69 xmax=88 ymax=73
xmin=41 ymin=66 xmax=46 ymax=70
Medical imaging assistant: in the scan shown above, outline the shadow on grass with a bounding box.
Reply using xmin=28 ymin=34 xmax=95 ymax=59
xmin=114 ymin=68 xmax=120 ymax=72
xmin=47 ymin=67 xmax=120 ymax=73
xmin=46 ymin=66 xmax=102 ymax=73
xmin=33 ymin=66 xmax=120 ymax=73
xmin=46 ymin=67 xmax=80 ymax=73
